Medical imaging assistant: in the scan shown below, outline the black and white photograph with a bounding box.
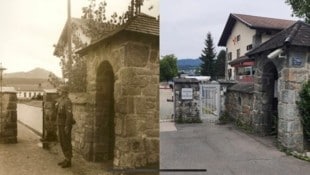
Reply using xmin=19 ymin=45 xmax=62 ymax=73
xmin=0 ymin=0 xmax=159 ymax=174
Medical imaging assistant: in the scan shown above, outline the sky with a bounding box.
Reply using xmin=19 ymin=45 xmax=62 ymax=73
xmin=160 ymin=0 xmax=300 ymax=59
xmin=0 ymin=0 xmax=158 ymax=77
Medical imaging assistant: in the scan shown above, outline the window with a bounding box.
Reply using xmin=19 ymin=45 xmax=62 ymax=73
xmin=237 ymin=35 xmax=241 ymax=41
xmin=24 ymin=92 xmax=26 ymax=98
xmin=227 ymin=52 xmax=232 ymax=61
xmin=236 ymin=49 xmax=240 ymax=58
xmin=228 ymin=69 xmax=232 ymax=79
xmin=237 ymin=66 xmax=253 ymax=76
xmin=253 ymin=34 xmax=262 ymax=47
xmin=29 ymin=92 xmax=31 ymax=98
xmin=246 ymin=44 xmax=253 ymax=51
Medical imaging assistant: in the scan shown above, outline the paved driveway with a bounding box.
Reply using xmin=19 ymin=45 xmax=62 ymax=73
xmin=160 ymin=121 xmax=310 ymax=175
xmin=160 ymin=89 xmax=174 ymax=121
xmin=17 ymin=103 xmax=43 ymax=134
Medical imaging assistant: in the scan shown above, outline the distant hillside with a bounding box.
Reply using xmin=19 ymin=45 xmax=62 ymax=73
xmin=3 ymin=78 xmax=49 ymax=85
xmin=3 ymin=68 xmax=56 ymax=89
xmin=4 ymin=68 xmax=55 ymax=79
xmin=177 ymin=58 xmax=202 ymax=70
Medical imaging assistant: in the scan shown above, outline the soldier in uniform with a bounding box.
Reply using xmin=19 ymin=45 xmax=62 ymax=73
xmin=56 ymin=85 xmax=75 ymax=168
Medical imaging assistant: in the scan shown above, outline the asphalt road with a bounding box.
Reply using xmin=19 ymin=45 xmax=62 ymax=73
xmin=160 ymin=89 xmax=174 ymax=121
xmin=0 ymin=123 xmax=113 ymax=175
xmin=160 ymin=121 xmax=310 ymax=175
xmin=17 ymin=103 xmax=43 ymax=135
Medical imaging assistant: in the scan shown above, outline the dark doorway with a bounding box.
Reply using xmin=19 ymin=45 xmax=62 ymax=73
xmin=95 ymin=61 xmax=115 ymax=162
xmin=262 ymin=61 xmax=278 ymax=135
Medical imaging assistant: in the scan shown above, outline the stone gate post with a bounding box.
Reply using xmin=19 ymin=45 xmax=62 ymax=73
xmin=0 ymin=88 xmax=17 ymax=144
xmin=173 ymin=78 xmax=200 ymax=123
xmin=42 ymin=89 xmax=59 ymax=149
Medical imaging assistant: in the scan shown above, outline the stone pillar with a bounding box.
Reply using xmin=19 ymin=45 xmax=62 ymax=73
xmin=218 ymin=80 xmax=236 ymax=115
xmin=41 ymin=90 xmax=59 ymax=148
xmin=0 ymin=90 xmax=17 ymax=144
xmin=173 ymin=78 xmax=200 ymax=123
xmin=278 ymin=48 xmax=309 ymax=152
xmin=69 ymin=92 xmax=94 ymax=161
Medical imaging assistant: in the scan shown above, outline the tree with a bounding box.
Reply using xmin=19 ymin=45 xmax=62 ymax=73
xmin=215 ymin=49 xmax=226 ymax=79
xmin=160 ymin=54 xmax=178 ymax=82
xmin=56 ymin=0 xmax=150 ymax=92
xmin=297 ymin=80 xmax=310 ymax=139
xmin=199 ymin=32 xmax=216 ymax=79
xmin=81 ymin=0 xmax=146 ymax=26
xmin=286 ymin=0 xmax=310 ymax=23
xmin=48 ymin=73 xmax=62 ymax=88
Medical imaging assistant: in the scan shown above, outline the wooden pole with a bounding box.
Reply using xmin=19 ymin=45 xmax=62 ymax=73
xmin=67 ymin=0 xmax=72 ymax=82
xmin=0 ymin=63 xmax=6 ymax=136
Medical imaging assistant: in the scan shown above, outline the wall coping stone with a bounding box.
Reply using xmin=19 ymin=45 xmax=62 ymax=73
xmin=173 ymin=78 xmax=199 ymax=84
xmin=228 ymin=83 xmax=254 ymax=94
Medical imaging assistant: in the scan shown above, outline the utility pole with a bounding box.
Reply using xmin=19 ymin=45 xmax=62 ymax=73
xmin=0 ymin=63 xmax=6 ymax=136
xmin=67 ymin=0 xmax=72 ymax=86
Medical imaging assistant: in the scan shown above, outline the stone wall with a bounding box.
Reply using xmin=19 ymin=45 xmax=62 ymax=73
xmin=173 ymin=78 xmax=200 ymax=123
xmin=0 ymin=92 xmax=17 ymax=144
xmin=74 ymin=32 xmax=159 ymax=168
xmin=69 ymin=93 xmax=94 ymax=160
xmin=226 ymin=83 xmax=254 ymax=127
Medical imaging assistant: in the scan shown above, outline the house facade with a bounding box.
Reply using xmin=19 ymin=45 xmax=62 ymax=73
xmin=218 ymin=13 xmax=295 ymax=81
xmin=16 ymin=89 xmax=44 ymax=99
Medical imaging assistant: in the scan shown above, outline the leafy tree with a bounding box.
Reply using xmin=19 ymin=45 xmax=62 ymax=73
xmin=199 ymin=32 xmax=216 ymax=79
xmin=48 ymin=73 xmax=62 ymax=88
xmin=160 ymin=54 xmax=178 ymax=82
xmin=82 ymin=0 xmax=146 ymax=26
xmin=56 ymin=0 xmax=150 ymax=92
xmin=215 ymin=49 xmax=226 ymax=79
xmin=286 ymin=0 xmax=310 ymax=23
xmin=297 ymin=80 xmax=310 ymax=139
xmin=194 ymin=67 xmax=201 ymax=76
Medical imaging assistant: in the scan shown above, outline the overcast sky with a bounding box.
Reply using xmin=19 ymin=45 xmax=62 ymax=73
xmin=0 ymin=0 xmax=158 ymax=77
xmin=160 ymin=0 xmax=300 ymax=59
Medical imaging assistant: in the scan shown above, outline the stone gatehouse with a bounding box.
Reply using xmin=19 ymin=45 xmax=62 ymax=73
xmin=225 ymin=21 xmax=310 ymax=152
xmin=53 ymin=14 xmax=159 ymax=168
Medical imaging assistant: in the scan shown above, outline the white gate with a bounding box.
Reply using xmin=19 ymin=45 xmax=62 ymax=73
xmin=200 ymin=83 xmax=220 ymax=122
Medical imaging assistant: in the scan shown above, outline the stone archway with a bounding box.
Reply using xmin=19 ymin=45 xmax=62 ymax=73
xmin=95 ymin=61 xmax=115 ymax=162
xmin=261 ymin=61 xmax=278 ymax=135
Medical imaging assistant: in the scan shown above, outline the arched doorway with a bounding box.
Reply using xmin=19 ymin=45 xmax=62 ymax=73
xmin=262 ymin=61 xmax=278 ymax=135
xmin=95 ymin=61 xmax=115 ymax=162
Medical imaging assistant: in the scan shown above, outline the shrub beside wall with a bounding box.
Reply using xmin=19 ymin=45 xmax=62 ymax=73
xmin=297 ymin=80 xmax=310 ymax=139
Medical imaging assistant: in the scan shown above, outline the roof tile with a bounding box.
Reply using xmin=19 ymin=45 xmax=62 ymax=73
xmin=218 ymin=13 xmax=295 ymax=46
xmin=233 ymin=13 xmax=295 ymax=30
xmin=247 ymin=21 xmax=310 ymax=55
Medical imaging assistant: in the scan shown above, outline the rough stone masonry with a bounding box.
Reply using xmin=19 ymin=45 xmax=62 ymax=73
xmin=72 ymin=14 xmax=159 ymax=168
xmin=0 ymin=90 xmax=17 ymax=144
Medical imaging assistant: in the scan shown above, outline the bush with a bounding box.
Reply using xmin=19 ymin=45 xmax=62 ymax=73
xmin=297 ymin=80 xmax=310 ymax=138
xmin=218 ymin=111 xmax=232 ymax=124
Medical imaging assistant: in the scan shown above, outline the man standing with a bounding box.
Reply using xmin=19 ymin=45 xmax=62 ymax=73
xmin=56 ymin=85 xmax=75 ymax=168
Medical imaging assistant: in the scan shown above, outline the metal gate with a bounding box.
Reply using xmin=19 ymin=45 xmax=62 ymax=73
xmin=200 ymin=83 xmax=220 ymax=121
